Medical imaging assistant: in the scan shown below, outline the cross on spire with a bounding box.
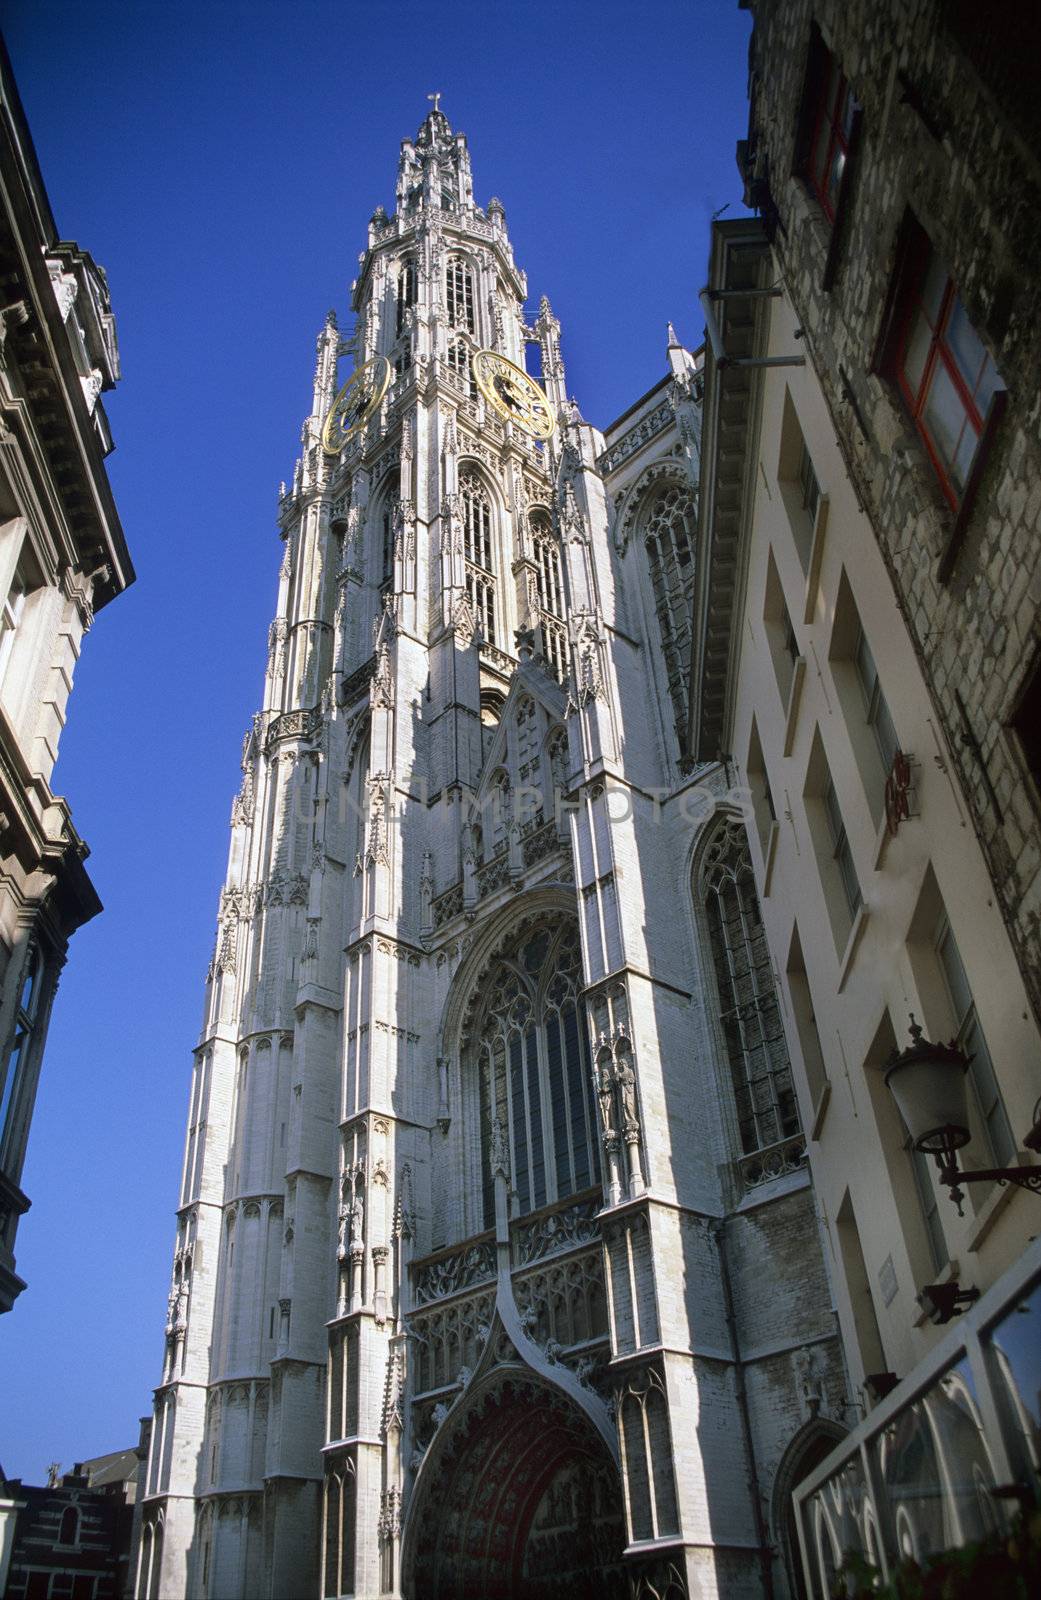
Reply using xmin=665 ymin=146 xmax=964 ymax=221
xmin=427 ymin=92 xmax=442 ymax=113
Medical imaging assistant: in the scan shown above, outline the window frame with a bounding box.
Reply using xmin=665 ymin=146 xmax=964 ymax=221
xmin=934 ymin=914 xmax=1016 ymax=1170
xmin=823 ymin=773 xmax=862 ymax=921
xmin=806 ymin=51 xmax=857 ymax=225
xmin=875 ymin=212 xmax=1008 ymax=560
xmin=892 ymin=236 xmax=1005 ymax=512
xmin=701 ymin=816 xmax=802 ymax=1161
xmin=793 ymin=26 xmax=863 ymax=289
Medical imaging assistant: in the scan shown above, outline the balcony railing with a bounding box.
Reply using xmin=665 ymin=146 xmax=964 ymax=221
xmin=793 ymin=1235 xmax=1041 ymax=1598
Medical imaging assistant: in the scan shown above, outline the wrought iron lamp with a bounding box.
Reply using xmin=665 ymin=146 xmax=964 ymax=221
xmin=885 ymin=1015 xmax=1041 ymax=1214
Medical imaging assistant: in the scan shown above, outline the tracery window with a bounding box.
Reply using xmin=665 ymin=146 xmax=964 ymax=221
xmin=701 ymin=818 xmax=801 ymax=1156
xmin=379 ymin=471 xmax=400 ymax=587
xmin=446 ymin=254 xmax=475 ymax=333
xmin=529 ymin=509 xmax=567 ymax=681
xmin=475 ymin=920 xmax=599 ymax=1228
xmin=644 ymin=484 xmax=696 ymax=747
xmin=395 ymin=258 xmax=416 ymax=336
xmin=460 ymin=468 xmax=496 ymax=644
xmin=446 ymin=336 xmax=477 ymax=398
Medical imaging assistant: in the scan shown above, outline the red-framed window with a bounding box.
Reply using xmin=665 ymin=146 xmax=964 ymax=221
xmin=892 ymin=231 xmax=1004 ymax=509
xmin=807 ymin=50 xmax=857 ymax=221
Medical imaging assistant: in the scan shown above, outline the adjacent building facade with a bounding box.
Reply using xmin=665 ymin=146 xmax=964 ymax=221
xmin=1 ymin=1447 xmax=143 ymax=1600
xmin=692 ymin=2 xmax=1041 ymax=1591
xmin=0 ymin=38 xmax=133 ymax=1315
xmin=137 ymin=105 xmax=849 ymax=1600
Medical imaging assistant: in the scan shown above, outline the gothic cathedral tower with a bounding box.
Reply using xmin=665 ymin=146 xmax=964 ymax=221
xmin=137 ymin=104 xmax=847 ymax=1600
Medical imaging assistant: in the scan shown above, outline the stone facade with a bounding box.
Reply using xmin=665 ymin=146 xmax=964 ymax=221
xmin=738 ymin=0 xmax=1041 ymax=1027
xmin=0 ymin=44 xmax=134 ymax=1315
xmin=137 ymin=105 xmax=847 ymax=1600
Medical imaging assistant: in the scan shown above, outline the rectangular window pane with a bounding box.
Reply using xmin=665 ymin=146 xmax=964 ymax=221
xmin=509 ymin=1036 xmax=530 ymax=1214
xmin=922 ymin=358 xmax=973 ymax=483
xmin=902 ymin=307 xmax=933 ymax=398
xmin=944 ymin=297 xmax=989 ymax=395
xmin=545 ymin=1014 xmax=572 ymax=1197
xmin=562 ymin=1006 xmax=592 ymax=1189
xmin=525 ymin=1031 xmax=546 ymax=1208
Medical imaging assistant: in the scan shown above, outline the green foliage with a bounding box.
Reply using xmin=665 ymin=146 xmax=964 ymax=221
xmin=831 ymin=1509 xmax=1041 ymax=1600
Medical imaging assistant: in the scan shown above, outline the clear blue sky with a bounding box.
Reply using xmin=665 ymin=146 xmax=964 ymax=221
xmin=0 ymin=0 xmax=751 ymax=1479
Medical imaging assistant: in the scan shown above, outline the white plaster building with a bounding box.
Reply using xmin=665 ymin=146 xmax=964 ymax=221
xmin=137 ymin=106 xmax=849 ymax=1600
xmin=693 ymin=217 xmax=1041 ymax=1594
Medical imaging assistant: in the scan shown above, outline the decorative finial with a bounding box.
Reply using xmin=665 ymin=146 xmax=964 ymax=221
xmin=427 ymin=91 xmax=442 ymax=113
xmin=667 ymin=321 xmax=680 ymax=347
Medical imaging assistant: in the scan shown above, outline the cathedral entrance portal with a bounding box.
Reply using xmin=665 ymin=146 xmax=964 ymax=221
xmin=403 ymin=1372 xmax=627 ymax=1599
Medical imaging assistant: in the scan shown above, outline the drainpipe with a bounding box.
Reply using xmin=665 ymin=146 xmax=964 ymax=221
xmin=711 ymin=1217 xmax=775 ymax=1600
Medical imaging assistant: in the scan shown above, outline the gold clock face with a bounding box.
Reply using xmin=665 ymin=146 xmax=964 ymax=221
xmin=472 ymin=350 xmax=555 ymax=439
xmin=322 ymin=355 xmax=391 ymax=454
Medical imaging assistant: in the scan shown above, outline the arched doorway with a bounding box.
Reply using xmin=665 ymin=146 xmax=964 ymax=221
xmin=773 ymin=1419 xmax=847 ymax=1600
xmin=403 ymin=1371 xmax=626 ymax=1600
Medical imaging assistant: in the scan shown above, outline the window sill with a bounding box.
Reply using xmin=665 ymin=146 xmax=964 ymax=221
xmin=802 ymin=494 xmax=830 ymax=624
xmin=837 ymin=901 xmax=869 ymax=993
xmin=783 ymin=655 xmax=807 ymax=757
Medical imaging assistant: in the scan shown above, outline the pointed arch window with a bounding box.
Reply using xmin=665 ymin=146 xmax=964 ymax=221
xmin=701 ymin=818 xmax=801 ymax=1158
xmin=379 ymin=471 xmax=400 ymax=588
xmin=529 ymin=509 xmax=567 ymax=681
xmin=446 ymin=255 xmax=475 ymax=333
xmin=460 ymin=468 xmax=496 ymax=644
xmin=475 ymin=920 xmax=599 ymax=1228
xmin=395 ymin=258 xmax=416 ymax=336
xmin=644 ymin=484 xmax=696 ymax=748
xmin=446 ymin=336 xmax=477 ymax=399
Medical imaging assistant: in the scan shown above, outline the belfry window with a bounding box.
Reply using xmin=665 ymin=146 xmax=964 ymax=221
xmin=379 ymin=471 xmax=400 ymax=587
xmin=446 ymin=255 xmax=475 ymax=334
xmin=460 ymin=468 xmax=496 ymax=644
xmin=446 ymin=337 xmax=476 ymax=399
xmin=529 ymin=510 xmax=567 ymax=682
xmin=643 ymin=484 xmax=696 ymax=748
xmin=701 ymin=819 xmax=801 ymax=1157
xmin=460 ymin=470 xmax=492 ymax=570
xmin=395 ymin=259 xmax=416 ymax=336
xmin=475 ymin=920 xmax=599 ymax=1228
